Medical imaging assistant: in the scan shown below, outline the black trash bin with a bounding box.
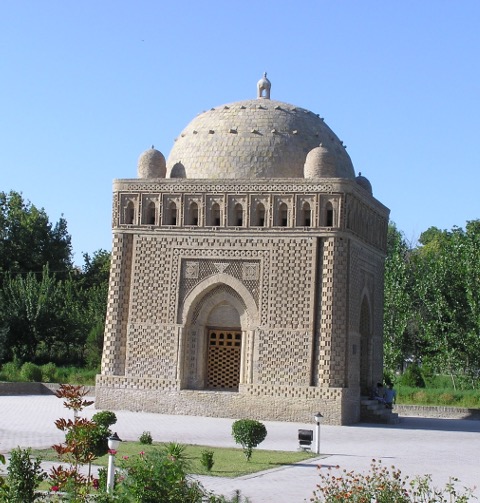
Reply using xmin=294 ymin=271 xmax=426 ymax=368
xmin=298 ymin=429 xmax=313 ymax=450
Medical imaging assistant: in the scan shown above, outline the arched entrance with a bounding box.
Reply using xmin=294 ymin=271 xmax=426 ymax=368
xmin=179 ymin=278 xmax=258 ymax=391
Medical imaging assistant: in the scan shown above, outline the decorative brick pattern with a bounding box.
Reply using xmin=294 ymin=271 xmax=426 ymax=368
xmin=125 ymin=324 xmax=178 ymax=379
xmin=99 ymin=164 xmax=389 ymax=425
xmin=256 ymin=329 xmax=312 ymax=386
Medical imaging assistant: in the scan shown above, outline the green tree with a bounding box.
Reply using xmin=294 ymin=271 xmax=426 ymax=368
xmin=78 ymin=250 xmax=110 ymax=369
xmin=383 ymin=223 xmax=414 ymax=371
xmin=0 ymin=191 xmax=72 ymax=282
xmin=232 ymin=419 xmax=267 ymax=461
xmin=0 ymin=266 xmax=86 ymax=364
xmin=409 ymin=223 xmax=480 ymax=387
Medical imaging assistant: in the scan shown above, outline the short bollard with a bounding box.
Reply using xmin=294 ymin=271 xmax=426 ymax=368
xmin=107 ymin=432 xmax=122 ymax=494
xmin=314 ymin=412 xmax=323 ymax=454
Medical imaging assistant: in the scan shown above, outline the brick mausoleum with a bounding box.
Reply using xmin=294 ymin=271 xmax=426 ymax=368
xmin=95 ymin=74 xmax=389 ymax=425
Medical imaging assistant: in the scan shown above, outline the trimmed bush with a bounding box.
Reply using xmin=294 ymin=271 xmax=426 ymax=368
xmin=232 ymin=419 xmax=267 ymax=461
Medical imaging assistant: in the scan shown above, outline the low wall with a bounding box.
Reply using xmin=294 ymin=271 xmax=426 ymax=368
xmin=1 ymin=382 xmax=478 ymax=421
xmin=395 ymin=404 xmax=480 ymax=420
xmin=0 ymin=382 xmax=95 ymax=396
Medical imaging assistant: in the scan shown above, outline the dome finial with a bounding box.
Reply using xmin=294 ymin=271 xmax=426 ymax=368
xmin=257 ymin=72 xmax=271 ymax=99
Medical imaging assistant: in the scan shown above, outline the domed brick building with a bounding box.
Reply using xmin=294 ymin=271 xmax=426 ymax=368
xmin=96 ymin=74 xmax=389 ymax=424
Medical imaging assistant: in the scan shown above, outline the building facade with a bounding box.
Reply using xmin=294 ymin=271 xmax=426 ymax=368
xmin=96 ymin=75 xmax=389 ymax=425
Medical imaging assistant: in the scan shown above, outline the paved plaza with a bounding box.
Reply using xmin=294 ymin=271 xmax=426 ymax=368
xmin=0 ymin=395 xmax=478 ymax=502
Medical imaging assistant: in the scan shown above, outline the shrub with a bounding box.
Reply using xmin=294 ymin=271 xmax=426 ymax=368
xmin=92 ymin=411 xmax=117 ymax=429
xmin=0 ymin=361 xmax=21 ymax=381
xmin=311 ymin=459 xmax=475 ymax=502
xmin=20 ymin=362 xmax=42 ymax=382
xmin=399 ymin=363 xmax=426 ymax=388
xmin=116 ymin=449 xmax=203 ymax=502
xmin=139 ymin=431 xmax=153 ymax=445
xmin=232 ymin=419 xmax=267 ymax=461
xmin=412 ymin=390 xmax=429 ymax=404
xmin=438 ymin=392 xmax=455 ymax=405
xmin=2 ymin=447 xmax=46 ymax=502
xmin=41 ymin=362 xmax=57 ymax=382
xmin=200 ymin=449 xmax=215 ymax=471
xmin=90 ymin=410 xmax=117 ymax=457
xmin=50 ymin=384 xmax=96 ymax=499
xmin=161 ymin=442 xmax=191 ymax=472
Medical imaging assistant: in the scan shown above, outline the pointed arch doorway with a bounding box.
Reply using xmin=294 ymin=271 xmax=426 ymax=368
xmin=180 ymin=280 xmax=258 ymax=392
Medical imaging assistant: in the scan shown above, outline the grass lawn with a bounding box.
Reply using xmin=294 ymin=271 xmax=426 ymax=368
xmin=31 ymin=441 xmax=317 ymax=478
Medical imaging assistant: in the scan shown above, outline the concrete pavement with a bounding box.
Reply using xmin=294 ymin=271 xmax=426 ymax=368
xmin=0 ymin=395 xmax=478 ymax=502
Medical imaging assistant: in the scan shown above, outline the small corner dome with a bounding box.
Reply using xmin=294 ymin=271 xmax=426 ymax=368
xmin=137 ymin=146 xmax=166 ymax=179
xmin=304 ymin=144 xmax=354 ymax=179
xmin=356 ymin=172 xmax=373 ymax=195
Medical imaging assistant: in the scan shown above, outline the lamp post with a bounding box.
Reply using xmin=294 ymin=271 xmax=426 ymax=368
xmin=314 ymin=412 xmax=323 ymax=455
xmin=107 ymin=432 xmax=122 ymax=494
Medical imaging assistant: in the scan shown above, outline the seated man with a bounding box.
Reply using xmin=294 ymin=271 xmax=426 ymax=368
xmin=371 ymin=382 xmax=386 ymax=404
xmin=384 ymin=384 xmax=397 ymax=409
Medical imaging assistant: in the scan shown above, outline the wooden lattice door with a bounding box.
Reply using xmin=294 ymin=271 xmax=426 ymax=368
xmin=207 ymin=329 xmax=241 ymax=391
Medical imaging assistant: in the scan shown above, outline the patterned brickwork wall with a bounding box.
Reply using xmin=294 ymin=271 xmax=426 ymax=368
xmin=129 ymin=235 xmax=174 ymax=324
xmin=347 ymin=240 xmax=387 ymax=390
xmin=125 ymin=324 xmax=178 ymax=379
xmin=329 ymin=238 xmax=349 ymax=387
xmin=265 ymin=238 xmax=316 ymax=329
xmin=317 ymin=237 xmax=348 ymax=387
xmin=101 ymin=233 xmax=133 ymax=375
xmin=345 ymin=194 xmax=388 ymax=251
xmin=95 ymin=375 xmax=359 ymax=424
xmin=171 ymin=235 xmax=270 ymax=325
xmin=255 ymin=329 xmax=313 ymax=386
xmin=180 ymin=258 xmax=260 ymax=309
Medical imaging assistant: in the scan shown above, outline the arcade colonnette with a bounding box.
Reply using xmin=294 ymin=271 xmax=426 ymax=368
xmin=95 ymin=75 xmax=389 ymax=425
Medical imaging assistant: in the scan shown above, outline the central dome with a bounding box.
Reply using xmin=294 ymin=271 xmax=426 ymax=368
xmin=166 ymin=91 xmax=355 ymax=180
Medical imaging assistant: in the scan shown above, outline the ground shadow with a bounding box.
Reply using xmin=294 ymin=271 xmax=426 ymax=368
xmin=356 ymin=416 xmax=480 ymax=433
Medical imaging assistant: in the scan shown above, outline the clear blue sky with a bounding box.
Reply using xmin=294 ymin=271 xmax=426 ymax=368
xmin=1 ymin=1 xmax=479 ymax=265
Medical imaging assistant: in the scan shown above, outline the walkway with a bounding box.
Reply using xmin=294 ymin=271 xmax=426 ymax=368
xmin=0 ymin=395 xmax=478 ymax=502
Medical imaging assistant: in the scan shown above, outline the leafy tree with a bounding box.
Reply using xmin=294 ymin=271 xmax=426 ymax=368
xmin=383 ymin=220 xmax=480 ymax=389
xmin=0 ymin=190 xmax=72 ymax=282
xmin=0 ymin=266 xmax=86 ymax=364
xmin=79 ymin=250 xmax=110 ymax=369
xmin=383 ymin=223 xmax=414 ymax=371
xmin=232 ymin=419 xmax=267 ymax=461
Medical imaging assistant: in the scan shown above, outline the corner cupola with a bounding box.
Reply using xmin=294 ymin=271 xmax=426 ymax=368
xmin=137 ymin=146 xmax=166 ymax=178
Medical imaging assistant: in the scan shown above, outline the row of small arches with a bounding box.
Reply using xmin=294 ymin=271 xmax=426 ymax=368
xmin=123 ymin=200 xmax=335 ymax=228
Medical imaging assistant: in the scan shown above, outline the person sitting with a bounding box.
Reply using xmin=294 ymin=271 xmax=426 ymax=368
xmin=384 ymin=384 xmax=397 ymax=409
xmin=371 ymin=382 xmax=386 ymax=404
